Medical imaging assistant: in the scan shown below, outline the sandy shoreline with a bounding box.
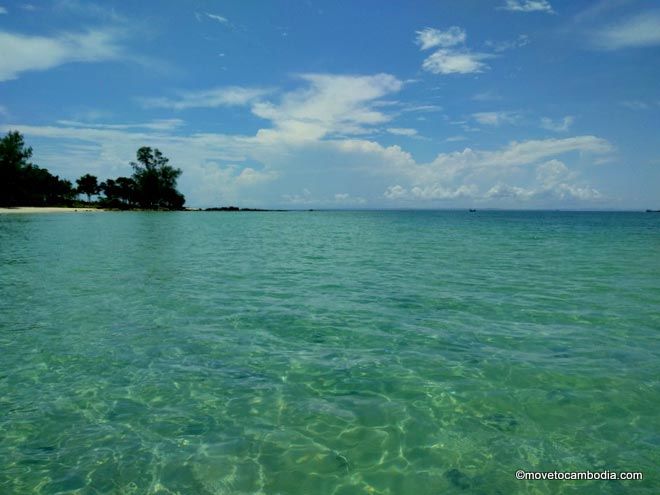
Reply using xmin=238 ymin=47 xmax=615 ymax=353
xmin=0 ymin=207 xmax=106 ymax=214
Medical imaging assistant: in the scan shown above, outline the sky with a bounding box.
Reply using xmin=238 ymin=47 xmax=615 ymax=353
xmin=1 ymin=0 xmax=659 ymax=209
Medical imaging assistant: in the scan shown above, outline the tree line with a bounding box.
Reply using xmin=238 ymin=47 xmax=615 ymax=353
xmin=0 ymin=131 xmax=185 ymax=209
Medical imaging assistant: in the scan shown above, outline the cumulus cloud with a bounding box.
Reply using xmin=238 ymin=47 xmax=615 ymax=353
xmin=500 ymin=0 xmax=554 ymax=13
xmin=340 ymin=135 xmax=611 ymax=183
xmin=385 ymin=184 xmax=478 ymax=201
xmin=540 ymin=116 xmax=574 ymax=132
xmin=141 ymin=87 xmax=270 ymax=110
xmin=3 ymin=65 xmax=614 ymax=208
xmin=0 ymin=29 xmax=124 ymax=81
xmin=590 ymin=11 xmax=660 ymax=50
xmin=485 ymin=160 xmax=600 ymax=201
xmin=416 ymin=26 xmax=491 ymax=75
xmin=485 ymin=183 xmax=533 ymax=200
xmin=343 ymin=135 xmax=611 ymax=205
xmin=383 ymin=185 xmax=408 ymax=200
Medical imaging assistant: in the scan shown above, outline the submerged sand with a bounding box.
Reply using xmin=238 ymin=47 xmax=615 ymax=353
xmin=0 ymin=207 xmax=105 ymax=214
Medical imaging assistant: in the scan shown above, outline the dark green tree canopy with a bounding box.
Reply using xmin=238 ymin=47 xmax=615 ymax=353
xmin=0 ymin=132 xmax=185 ymax=210
xmin=76 ymin=174 xmax=99 ymax=202
xmin=0 ymin=131 xmax=33 ymax=170
xmin=99 ymin=176 xmax=137 ymax=209
xmin=130 ymin=147 xmax=185 ymax=209
xmin=0 ymin=130 xmax=75 ymax=206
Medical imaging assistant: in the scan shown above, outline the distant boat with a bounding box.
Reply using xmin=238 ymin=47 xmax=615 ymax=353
xmin=469 ymin=208 xmax=476 ymax=212
xmin=646 ymin=209 xmax=660 ymax=213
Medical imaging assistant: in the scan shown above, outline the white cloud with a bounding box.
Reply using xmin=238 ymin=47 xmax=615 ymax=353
xmin=252 ymin=73 xmax=403 ymax=143
xmin=392 ymin=184 xmax=478 ymax=200
xmin=282 ymin=190 xmax=367 ymax=206
xmin=485 ymin=160 xmax=600 ymax=201
xmin=590 ymin=11 xmax=660 ymax=49
xmin=485 ymin=183 xmax=534 ymax=200
xmin=340 ymin=135 xmax=612 ymax=204
xmin=384 ymin=185 xmax=408 ymax=199
xmin=443 ymin=136 xmax=611 ymax=170
xmin=2 ymin=65 xmax=615 ymax=208
xmin=540 ymin=116 xmax=574 ymax=132
xmin=472 ymin=111 xmax=521 ymax=126
xmin=235 ymin=167 xmax=277 ymax=186
xmin=536 ymin=159 xmax=572 ymax=185
xmin=422 ymin=49 xmax=490 ymax=74
xmin=141 ymin=87 xmax=269 ymax=110
xmin=55 ymin=118 xmax=186 ymax=131
xmin=500 ymin=0 xmax=554 ymax=13
xmin=400 ymin=104 xmax=443 ymax=113
xmin=427 ymin=136 xmax=610 ymax=183
xmin=6 ymin=117 xmax=613 ymax=207
xmin=387 ymin=127 xmax=418 ymax=136
xmin=0 ymin=29 xmax=123 ymax=81
xmin=1 ymin=74 xmax=403 ymax=205
xmin=205 ymin=12 xmax=228 ymax=24
xmin=0 ymin=6 xmax=7 ymax=14
xmin=415 ymin=27 xmax=466 ymax=50
xmin=416 ymin=26 xmax=491 ymax=75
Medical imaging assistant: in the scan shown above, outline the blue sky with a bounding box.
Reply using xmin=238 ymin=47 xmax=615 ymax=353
xmin=1 ymin=0 xmax=659 ymax=208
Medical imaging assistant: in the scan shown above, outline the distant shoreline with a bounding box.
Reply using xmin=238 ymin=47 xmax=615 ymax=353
xmin=1 ymin=206 xmax=656 ymax=215
xmin=0 ymin=206 xmax=292 ymax=214
xmin=0 ymin=206 xmax=106 ymax=214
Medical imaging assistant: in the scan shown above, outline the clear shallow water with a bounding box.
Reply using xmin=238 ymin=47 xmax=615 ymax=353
xmin=0 ymin=210 xmax=658 ymax=495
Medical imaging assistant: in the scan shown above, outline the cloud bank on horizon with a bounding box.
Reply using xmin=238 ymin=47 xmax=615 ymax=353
xmin=0 ymin=0 xmax=658 ymax=208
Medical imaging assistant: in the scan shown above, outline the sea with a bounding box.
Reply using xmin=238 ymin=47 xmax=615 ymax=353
xmin=1 ymin=210 xmax=658 ymax=494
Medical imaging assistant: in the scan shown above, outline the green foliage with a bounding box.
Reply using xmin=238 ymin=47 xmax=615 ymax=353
xmin=76 ymin=173 xmax=99 ymax=202
xmin=0 ymin=132 xmax=185 ymax=210
xmin=99 ymin=176 xmax=137 ymax=209
xmin=129 ymin=147 xmax=185 ymax=209
xmin=0 ymin=131 xmax=75 ymax=206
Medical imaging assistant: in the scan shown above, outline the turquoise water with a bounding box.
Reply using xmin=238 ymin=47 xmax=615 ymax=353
xmin=1 ymin=211 xmax=658 ymax=494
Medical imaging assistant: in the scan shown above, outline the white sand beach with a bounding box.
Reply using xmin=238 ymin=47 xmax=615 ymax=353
xmin=0 ymin=207 xmax=105 ymax=214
